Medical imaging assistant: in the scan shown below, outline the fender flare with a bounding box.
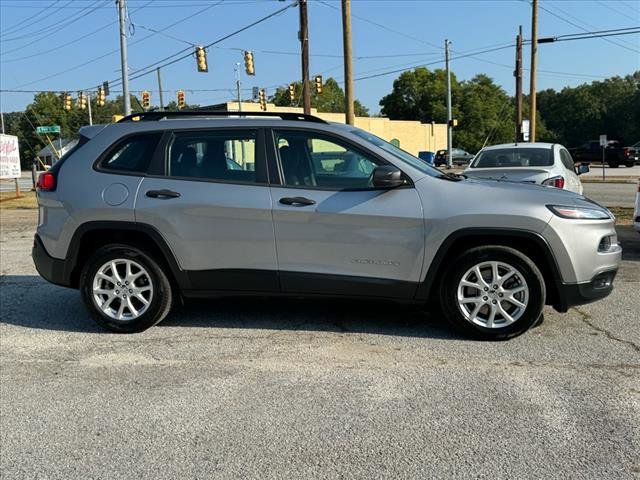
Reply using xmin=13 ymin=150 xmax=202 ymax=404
xmin=415 ymin=227 xmax=563 ymax=301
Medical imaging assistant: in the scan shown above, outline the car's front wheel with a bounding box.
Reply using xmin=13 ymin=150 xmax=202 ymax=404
xmin=80 ymin=245 xmax=173 ymax=333
xmin=439 ymin=246 xmax=545 ymax=340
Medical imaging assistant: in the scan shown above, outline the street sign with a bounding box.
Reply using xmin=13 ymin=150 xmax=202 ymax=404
xmin=522 ymin=119 xmax=530 ymax=142
xmin=599 ymin=134 xmax=607 ymax=147
xmin=252 ymin=87 xmax=260 ymax=101
xmin=36 ymin=125 xmax=61 ymax=134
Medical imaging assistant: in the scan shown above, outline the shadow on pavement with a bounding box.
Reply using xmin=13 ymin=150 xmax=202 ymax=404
xmin=0 ymin=275 xmax=458 ymax=339
xmin=617 ymin=225 xmax=640 ymax=261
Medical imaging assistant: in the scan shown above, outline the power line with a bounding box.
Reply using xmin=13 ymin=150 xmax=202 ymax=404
xmin=539 ymin=2 xmax=640 ymax=53
xmin=0 ymin=0 xmax=61 ymax=38
xmin=1 ymin=0 xmax=108 ymax=55
xmin=595 ymin=0 xmax=639 ymax=22
xmin=103 ymin=1 xmax=298 ymax=90
xmin=8 ymin=0 xmax=225 ymax=89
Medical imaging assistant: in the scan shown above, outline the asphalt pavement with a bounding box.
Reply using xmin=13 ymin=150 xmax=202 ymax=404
xmin=1 ymin=210 xmax=639 ymax=479
xmin=583 ymin=182 xmax=638 ymax=208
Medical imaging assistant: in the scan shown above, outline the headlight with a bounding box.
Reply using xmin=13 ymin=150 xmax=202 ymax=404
xmin=547 ymin=205 xmax=612 ymax=220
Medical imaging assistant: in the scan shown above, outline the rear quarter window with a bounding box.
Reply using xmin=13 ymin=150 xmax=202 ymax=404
xmin=99 ymin=133 xmax=162 ymax=173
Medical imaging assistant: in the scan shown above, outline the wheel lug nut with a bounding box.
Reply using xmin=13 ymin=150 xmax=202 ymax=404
xmin=115 ymin=290 xmax=119 ymax=294
xmin=493 ymin=285 xmax=498 ymax=289
xmin=499 ymin=293 xmax=503 ymax=297
xmin=492 ymin=300 xmax=497 ymax=304
xmin=484 ymin=287 xmax=488 ymax=292
xmin=483 ymin=296 xmax=488 ymax=301
xmin=129 ymin=289 xmax=133 ymax=293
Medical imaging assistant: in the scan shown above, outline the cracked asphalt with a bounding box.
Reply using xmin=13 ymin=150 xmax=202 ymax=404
xmin=1 ymin=210 xmax=639 ymax=479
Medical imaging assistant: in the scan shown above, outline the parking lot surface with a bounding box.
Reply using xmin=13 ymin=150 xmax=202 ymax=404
xmin=1 ymin=209 xmax=639 ymax=479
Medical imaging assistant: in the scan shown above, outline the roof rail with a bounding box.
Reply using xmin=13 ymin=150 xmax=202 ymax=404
xmin=117 ymin=110 xmax=328 ymax=124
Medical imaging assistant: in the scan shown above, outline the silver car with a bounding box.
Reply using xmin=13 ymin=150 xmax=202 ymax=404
xmin=463 ymin=142 xmax=588 ymax=194
xmin=32 ymin=111 xmax=621 ymax=340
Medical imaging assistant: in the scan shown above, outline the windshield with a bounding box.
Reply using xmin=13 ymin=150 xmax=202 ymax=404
xmin=471 ymin=147 xmax=553 ymax=168
xmin=350 ymin=127 xmax=442 ymax=177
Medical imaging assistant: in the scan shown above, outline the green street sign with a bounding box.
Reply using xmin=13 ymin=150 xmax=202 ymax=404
xmin=36 ymin=125 xmax=61 ymax=134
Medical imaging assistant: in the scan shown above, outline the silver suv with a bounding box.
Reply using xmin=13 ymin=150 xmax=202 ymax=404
xmin=33 ymin=111 xmax=622 ymax=339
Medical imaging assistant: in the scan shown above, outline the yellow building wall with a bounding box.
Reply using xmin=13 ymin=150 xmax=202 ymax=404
xmin=223 ymin=102 xmax=447 ymax=156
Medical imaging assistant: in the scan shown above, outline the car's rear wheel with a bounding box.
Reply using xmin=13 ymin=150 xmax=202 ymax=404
xmin=439 ymin=246 xmax=545 ymax=340
xmin=80 ymin=245 xmax=173 ymax=333
xmin=608 ymin=160 xmax=619 ymax=168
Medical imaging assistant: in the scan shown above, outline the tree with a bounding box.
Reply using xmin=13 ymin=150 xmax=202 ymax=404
xmin=271 ymin=77 xmax=369 ymax=116
xmin=379 ymin=67 xmax=460 ymax=123
xmin=379 ymin=68 xmax=514 ymax=152
xmin=537 ymin=72 xmax=640 ymax=147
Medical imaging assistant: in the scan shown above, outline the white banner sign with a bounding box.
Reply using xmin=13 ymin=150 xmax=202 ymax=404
xmin=0 ymin=134 xmax=21 ymax=179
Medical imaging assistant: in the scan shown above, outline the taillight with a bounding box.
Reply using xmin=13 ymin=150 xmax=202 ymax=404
xmin=542 ymin=175 xmax=565 ymax=189
xmin=623 ymin=147 xmax=629 ymax=158
xmin=36 ymin=172 xmax=56 ymax=191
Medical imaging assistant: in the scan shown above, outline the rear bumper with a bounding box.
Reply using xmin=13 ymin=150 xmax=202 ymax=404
xmin=32 ymin=234 xmax=73 ymax=288
xmin=553 ymin=268 xmax=617 ymax=312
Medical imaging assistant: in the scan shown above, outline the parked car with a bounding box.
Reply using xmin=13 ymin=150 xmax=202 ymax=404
xmin=635 ymin=179 xmax=640 ymax=233
xmin=463 ymin=142 xmax=588 ymax=194
xmin=33 ymin=111 xmax=621 ymax=340
xmin=434 ymin=148 xmax=475 ymax=167
xmin=627 ymin=141 xmax=640 ymax=164
xmin=569 ymin=140 xmax=635 ymax=168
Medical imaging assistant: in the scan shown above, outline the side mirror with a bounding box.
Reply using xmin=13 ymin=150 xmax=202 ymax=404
xmin=576 ymin=163 xmax=589 ymax=175
xmin=372 ymin=165 xmax=404 ymax=188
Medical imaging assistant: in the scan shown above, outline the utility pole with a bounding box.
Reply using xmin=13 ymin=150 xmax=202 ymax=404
xmin=234 ymin=63 xmax=243 ymax=113
xmin=341 ymin=0 xmax=354 ymax=125
xmin=515 ymin=25 xmax=523 ymax=143
xmin=529 ymin=0 xmax=538 ymax=142
xmin=87 ymin=92 xmax=93 ymax=125
xmin=117 ymin=0 xmax=131 ymax=116
xmin=156 ymin=67 xmax=164 ymax=111
xmin=1 ymin=110 xmax=5 ymax=133
xmin=445 ymin=39 xmax=453 ymax=169
xmin=299 ymin=0 xmax=311 ymax=114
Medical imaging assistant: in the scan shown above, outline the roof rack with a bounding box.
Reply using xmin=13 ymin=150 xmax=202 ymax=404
xmin=117 ymin=110 xmax=328 ymax=124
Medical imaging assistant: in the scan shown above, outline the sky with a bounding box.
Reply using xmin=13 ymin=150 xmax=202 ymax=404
xmin=1 ymin=0 xmax=639 ymax=115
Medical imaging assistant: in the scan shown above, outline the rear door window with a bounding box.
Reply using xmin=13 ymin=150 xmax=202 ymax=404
xmin=165 ymin=130 xmax=260 ymax=184
xmin=559 ymin=149 xmax=575 ymax=170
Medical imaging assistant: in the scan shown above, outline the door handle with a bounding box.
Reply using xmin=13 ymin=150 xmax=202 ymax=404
xmin=146 ymin=189 xmax=181 ymax=199
xmin=279 ymin=196 xmax=316 ymax=206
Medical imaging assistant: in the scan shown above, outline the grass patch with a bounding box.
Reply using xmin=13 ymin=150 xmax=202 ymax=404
xmin=608 ymin=206 xmax=634 ymax=225
xmin=0 ymin=191 xmax=38 ymax=209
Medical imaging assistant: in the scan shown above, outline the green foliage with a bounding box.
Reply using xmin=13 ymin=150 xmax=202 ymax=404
xmin=537 ymin=72 xmax=640 ymax=147
xmin=3 ymin=92 xmax=199 ymax=168
xmin=271 ymin=77 xmax=369 ymax=117
xmin=379 ymin=68 xmax=515 ymax=152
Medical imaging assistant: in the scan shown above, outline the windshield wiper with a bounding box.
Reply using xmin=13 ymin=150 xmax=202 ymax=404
xmin=438 ymin=172 xmax=466 ymax=181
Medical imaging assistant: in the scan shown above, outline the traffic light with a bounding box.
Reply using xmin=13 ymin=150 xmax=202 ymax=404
xmin=258 ymin=89 xmax=266 ymax=111
xmin=142 ymin=90 xmax=151 ymax=110
xmin=195 ymin=46 xmax=208 ymax=72
xmin=177 ymin=90 xmax=185 ymax=109
xmin=243 ymin=50 xmax=255 ymax=75
xmin=288 ymin=84 xmax=295 ymax=103
xmin=77 ymin=92 xmax=87 ymax=110
xmin=314 ymin=75 xmax=323 ymax=94
xmin=449 ymin=119 xmax=459 ymax=127
xmin=96 ymin=86 xmax=106 ymax=107
xmin=62 ymin=93 xmax=72 ymax=111
xmin=102 ymin=81 xmax=110 ymax=96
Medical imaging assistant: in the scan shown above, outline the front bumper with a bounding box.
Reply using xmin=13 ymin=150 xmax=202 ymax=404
xmin=32 ymin=234 xmax=73 ymax=288
xmin=553 ymin=268 xmax=617 ymax=312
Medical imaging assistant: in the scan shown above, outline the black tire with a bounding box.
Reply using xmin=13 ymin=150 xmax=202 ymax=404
xmin=439 ymin=246 xmax=545 ymax=340
xmin=608 ymin=160 xmax=619 ymax=168
xmin=80 ymin=244 xmax=173 ymax=333
xmin=624 ymin=161 xmax=634 ymax=168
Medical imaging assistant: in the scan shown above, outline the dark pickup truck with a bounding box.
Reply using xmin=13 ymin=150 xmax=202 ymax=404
xmin=569 ymin=140 xmax=636 ymax=168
